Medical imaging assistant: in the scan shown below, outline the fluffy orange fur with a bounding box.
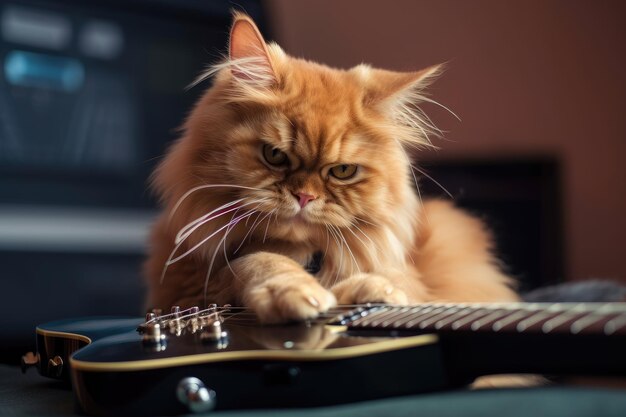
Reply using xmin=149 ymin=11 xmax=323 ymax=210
xmin=144 ymin=13 xmax=517 ymax=322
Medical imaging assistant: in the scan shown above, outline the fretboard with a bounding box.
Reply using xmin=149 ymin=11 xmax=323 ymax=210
xmin=332 ymin=302 xmax=626 ymax=336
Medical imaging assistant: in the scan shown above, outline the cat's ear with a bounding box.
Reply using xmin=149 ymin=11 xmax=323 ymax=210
xmin=360 ymin=64 xmax=444 ymax=144
xmin=228 ymin=12 xmax=277 ymax=87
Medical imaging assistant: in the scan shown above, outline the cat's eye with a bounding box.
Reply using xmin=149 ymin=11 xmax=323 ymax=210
xmin=262 ymin=144 xmax=288 ymax=166
xmin=329 ymin=164 xmax=358 ymax=180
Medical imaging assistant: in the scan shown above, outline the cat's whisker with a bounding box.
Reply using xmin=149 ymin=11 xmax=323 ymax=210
xmin=354 ymin=216 xmax=378 ymax=228
xmin=244 ymin=209 xmax=257 ymax=227
xmin=203 ymin=206 xmax=265 ymax=305
xmin=345 ymin=224 xmax=377 ymax=264
xmin=337 ymin=226 xmax=360 ymax=277
xmin=325 ymin=224 xmax=340 ymax=252
xmin=167 ymin=210 xmax=256 ymax=267
xmin=168 ymin=184 xmax=265 ymax=222
xmin=222 ymin=207 xmax=254 ymax=280
xmin=172 ymin=198 xmax=268 ymax=263
xmin=322 ymin=225 xmax=335 ymax=287
xmin=397 ymin=110 xmax=433 ymax=145
xmin=396 ymin=142 xmax=424 ymax=209
xmin=262 ymin=209 xmax=277 ymax=243
xmin=398 ymin=103 xmax=437 ymax=144
xmin=162 ymin=199 xmax=266 ymax=284
xmin=234 ymin=211 xmax=263 ymax=254
xmin=411 ymin=169 xmax=424 ymax=208
xmin=416 ymin=94 xmax=461 ymax=122
xmin=326 ymin=224 xmax=343 ymax=287
xmin=175 ymin=198 xmax=258 ymax=245
xmin=409 ymin=103 xmax=445 ymax=137
xmin=188 ymin=55 xmax=272 ymax=90
xmin=218 ymin=208 xmax=242 ymax=284
xmin=411 ymin=164 xmax=454 ymax=199
xmin=203 ymin=233 xmax=227 ymax=307
xmin=233 ymin=201 xmax=274 ymax=255
xmin=323 ymin=227 xmax=331 ymax=261
xmin=416 ymin=105 xmax=448 ymax=138
xmin=261 ymin=208 xmax=278 ymax=243
xmin=395 ymin=143 xmax=434 ymax=236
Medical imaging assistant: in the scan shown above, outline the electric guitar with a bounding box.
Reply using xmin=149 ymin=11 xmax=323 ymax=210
xmin=24 ymin=302 xmax=626 ymax=416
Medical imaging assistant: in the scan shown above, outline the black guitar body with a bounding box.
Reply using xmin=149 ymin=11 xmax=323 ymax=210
xmin=72 ymin=325 xmax=450 ymax=416
xmin=29 ymin=303 xmax=626 ymax=416
xmin=32 ymin=317 xmax=144 ymax=381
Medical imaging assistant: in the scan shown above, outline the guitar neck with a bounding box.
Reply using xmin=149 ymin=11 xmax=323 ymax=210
xmin=333 ymin=302 xmax=626 ymax=381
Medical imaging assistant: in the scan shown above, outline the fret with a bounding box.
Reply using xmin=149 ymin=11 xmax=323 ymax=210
xmin=593 ymin=303 xmax=626 ymax=314
xmin=470 ymin=310 xmax=511 ymax=331
xmin=541 ymin=304 xmax=588 ymax=333
xmin=492 ymin=308 xmax=537 ymax=332
xmin=337 ymin=302 xmax=626 ymax=337
xmin=604 ymin=312 xmax=626 ymax=335
xmin=338 ymin=305 xmax=387 ymax=326
xmin=516 ymin=304 xmax=565 ymax=332
xmin=359 ymin=306 xmax=429 ymax=327
xmin=389 ymin=305 xmax=446 ymax=328
xmin=450 ymin=309 xmax=493 ymax=330
xmin=377 ymin=306 xmax=426 ymax=327
xmin=570 ymin=313 xmax=604 ymax=334
xmin=353 ymin=307 xmax=393 ymax=327
xmin=569 ymin=304 xmax=618 ymax=334
xmin=376 ymin=307 xmax=414 ymax=327
xmin=401 ymin=305 xmax=454 ymax=329
xmin=434 ymin=307 xmax=475 ymax=329
xmin=351 ymin=306 xmax=412 ymax=327
xmin=416 ymin=307 xmax=465 ymax=329
xmin=383 ymin=305 xmax=434 ymax=328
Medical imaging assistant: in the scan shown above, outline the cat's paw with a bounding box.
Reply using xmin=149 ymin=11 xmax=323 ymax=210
xmin=244 ymin=274 xmax=336 ymax=323
xmin=333 ymin=274 xmax=409 ymax=305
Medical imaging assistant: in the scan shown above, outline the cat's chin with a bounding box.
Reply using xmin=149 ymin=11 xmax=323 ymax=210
xmin=268 ymin=213 xmax=320 ymax=242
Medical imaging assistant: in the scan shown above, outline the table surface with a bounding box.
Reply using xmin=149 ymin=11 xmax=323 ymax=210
xmin=3 ymin=365 xmax=626 ymax=417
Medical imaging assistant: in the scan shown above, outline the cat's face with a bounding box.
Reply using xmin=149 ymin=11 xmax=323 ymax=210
xmin=214 ymin=65 xmax=410 ymax=241
xmin=166 ymin=13 xmax=438 ymax=245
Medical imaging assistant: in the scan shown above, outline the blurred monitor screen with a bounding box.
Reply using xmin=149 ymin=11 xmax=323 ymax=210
xmin=0 ymin=0 xmax=266 ymax=209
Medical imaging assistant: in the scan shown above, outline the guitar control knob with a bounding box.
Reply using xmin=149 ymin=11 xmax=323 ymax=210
xmin=176 ymin=377 xmax=216 ymax=413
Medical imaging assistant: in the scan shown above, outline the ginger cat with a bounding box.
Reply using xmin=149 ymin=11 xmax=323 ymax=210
xmin=144 ymin=13 xmax=517 ymax=323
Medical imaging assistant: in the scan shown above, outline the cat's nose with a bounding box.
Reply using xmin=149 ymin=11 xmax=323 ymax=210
xmin=292 ymin=192 xmax=317 ymax=209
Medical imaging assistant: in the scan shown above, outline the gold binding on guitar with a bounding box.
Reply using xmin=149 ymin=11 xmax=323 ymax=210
xmin=70 ymin=333 xmax=438 ymax=372
xmin=36 ymin=328 xmax=92 ymax=344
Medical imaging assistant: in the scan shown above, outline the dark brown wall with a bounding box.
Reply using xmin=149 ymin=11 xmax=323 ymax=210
xmin=265 ymin=0 xmax=626 ymax=283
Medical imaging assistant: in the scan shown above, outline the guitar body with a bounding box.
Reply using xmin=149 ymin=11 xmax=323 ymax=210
xmin=70 ymin=322 xmax=448 ymax=416
xmin=33 ymin=317 xmax=144 ymax=381
xmin=28 ymin=303 xmax=626 ymax=416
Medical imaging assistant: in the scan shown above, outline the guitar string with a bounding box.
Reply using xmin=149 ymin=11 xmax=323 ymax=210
xmin=149 ymin=301 xmax=626 ymax=316
xmin=146 ymin=302 xmax=626 ymax=334
xmin=149 ymin=303 xmax=626 ymax=326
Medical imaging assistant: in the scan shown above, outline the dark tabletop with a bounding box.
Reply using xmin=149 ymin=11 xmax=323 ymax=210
xmin=3 ymin=365 xmax=626 ymax=417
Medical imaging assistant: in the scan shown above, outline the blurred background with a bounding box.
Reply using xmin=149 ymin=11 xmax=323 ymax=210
xmin=1 ymin=0 xmax=624 ymax=362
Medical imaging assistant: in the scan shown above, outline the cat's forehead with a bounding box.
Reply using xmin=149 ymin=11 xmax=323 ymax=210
xmin=267 ymin=67 xmax=371 ymax=165
xmin=259 ymin=107 xmax=373 ymax=168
